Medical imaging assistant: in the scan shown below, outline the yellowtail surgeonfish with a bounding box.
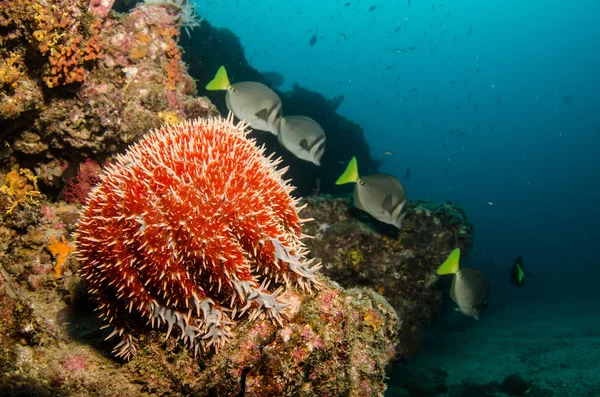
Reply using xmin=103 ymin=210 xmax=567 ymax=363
xmin=437 ymin=248 xmax=490 ymax=320
xmin=277 ymin=115 xmax=326 ymax=166
xmin=206 ymin=66 xmax=282 ymax=134
xmin=509 ymin=256 xmax=525 ymax=287
xmin=336 ymin=157 xmax=408 ymax=228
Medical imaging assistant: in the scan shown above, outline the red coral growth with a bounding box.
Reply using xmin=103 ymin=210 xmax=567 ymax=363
xmin=162 ymin=27 xmax=182 ymax=91
xmin=75 ymin=116 xmax=321 ymax=360
xmin=64 ymin=159 xmax=102 ymax=204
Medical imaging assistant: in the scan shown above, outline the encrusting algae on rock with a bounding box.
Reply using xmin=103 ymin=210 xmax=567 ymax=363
xmin=74 ymin=115 xmax=321 ymax=359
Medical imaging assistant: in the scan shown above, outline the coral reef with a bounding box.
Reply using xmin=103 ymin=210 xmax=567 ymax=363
xmin=0 ymin=1 xmax=480 ymax=394
xmin=300 ymin=196 xmax=475 ymax=360
xmin=0 ymin=1 xmax=217 ymax=188
xmin=0 ymin=191 xmax=398 ymax=395
xmin=180 ymin=20 xmax=380 ymax=196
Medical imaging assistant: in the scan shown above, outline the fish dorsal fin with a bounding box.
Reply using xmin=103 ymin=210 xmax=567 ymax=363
xmin=205 ymin=66 xmax=231 ymax=91
xmin=336 ymin=157 xmax=359 ymax=185
xmin=437 ymin=248 xmax=461 ymax=275
xmin=382 ymin=194 xmax=393 ymax=213
xmin=299 ymin=138 xmax=310 ymax=151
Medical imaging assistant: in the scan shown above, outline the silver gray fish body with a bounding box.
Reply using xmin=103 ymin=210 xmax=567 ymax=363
xmin=353 ymin=174 xmax=407 ymax=228
xmin=450 ymin=268 xmax=490 ymax=319
xmin=225 ymin=82 xmax=282 ymax=134
xmin=276 ymin=115 xmax=326 ymax=165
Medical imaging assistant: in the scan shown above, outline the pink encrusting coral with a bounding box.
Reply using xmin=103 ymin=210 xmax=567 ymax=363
xmin=75 ymin=115 xmax=321 ymax=359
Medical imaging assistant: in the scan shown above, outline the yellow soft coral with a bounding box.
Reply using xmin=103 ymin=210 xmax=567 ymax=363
xmin=48 ymin=236 xmax=75 ymax=278
xmin=0 ymin=166 xmax=41 ymax=214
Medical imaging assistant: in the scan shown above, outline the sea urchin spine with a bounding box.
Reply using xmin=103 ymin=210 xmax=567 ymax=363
xmin=75 ymin=115 xmax=320 ymax=359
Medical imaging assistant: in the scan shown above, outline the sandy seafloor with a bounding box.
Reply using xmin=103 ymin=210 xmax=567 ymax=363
xmin=386 ymin=292 xmax=600 ymax=396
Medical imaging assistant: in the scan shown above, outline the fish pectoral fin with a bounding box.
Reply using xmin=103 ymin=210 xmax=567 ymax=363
xmin=299 ymin=138 xmax=310 ymax=151
xmin=381 ymin=194 xmax=394 ymax=213
xmin=255 ymin=108 xmax=269 ymax=121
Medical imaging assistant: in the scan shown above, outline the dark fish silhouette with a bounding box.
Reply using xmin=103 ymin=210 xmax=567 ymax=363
xmin=405 ymin=167 xmax=411 ymax=179
xmin=310 ymin=33 xmax=317 ymax=46
xmin=496 ymin=99 xmax=504 ymax=107
xmin=369 ymin=5 xmax=377 ymax=11
xmin=259 ymin=71 xmax=285 ymax=88
xmin=509 ymin=256 xmax=525 ymax=287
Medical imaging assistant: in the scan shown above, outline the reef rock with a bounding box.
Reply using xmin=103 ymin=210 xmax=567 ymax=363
xmin=301 ymin=196 xmax=475 ymax=360
xmin=0 ymin=1 xmax=217 ymax=189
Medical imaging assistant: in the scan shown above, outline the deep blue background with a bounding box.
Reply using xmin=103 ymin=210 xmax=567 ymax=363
xmin=197 ymin=0 xmax=599 ymax=302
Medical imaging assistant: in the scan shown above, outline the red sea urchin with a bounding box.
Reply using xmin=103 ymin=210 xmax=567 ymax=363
xmin=75 ymin=115 xmax=320 ymax=359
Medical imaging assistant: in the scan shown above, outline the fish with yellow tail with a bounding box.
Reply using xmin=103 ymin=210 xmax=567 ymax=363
xmin=277 ymin=115 xmax=326 ymax=166
xmin=206 ymin=66 xmax=282 ymax=134
xmin=437 ymin=248 xmax=490 ymax=320
xmin=336 ymin=157 xmax=407 ymax=228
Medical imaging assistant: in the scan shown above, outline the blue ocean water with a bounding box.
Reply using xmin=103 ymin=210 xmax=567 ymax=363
xmin=199 ymin=0 xmax=600 ymax=302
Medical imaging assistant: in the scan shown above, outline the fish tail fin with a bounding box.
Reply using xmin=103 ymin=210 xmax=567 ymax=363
xmin=517 ymin=264 xmax=525 ymax=284
xmin=335 ymin=157 xmax=359 ymax=185
xmin=437 ymin=248 xmax=461 ymax=275
xmin=206 ymin=66 xmax=231 ymax=91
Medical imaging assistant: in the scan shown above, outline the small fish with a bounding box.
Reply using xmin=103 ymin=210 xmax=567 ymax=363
xmin=277 ymin=115 xmax=326 ymax=166
xmin=407 ymin=0 xmax=410 ymax=6
xmin=405 ymin=167 xmax=411 ymax=179
xmin=206 ymin=66 xmax=282 ymax=134
xmin=369 ymin=5 xmax=377 ymax=11
xmin=509 ymin=256 xmax=525 ymax=287
xmin=385 ymin=63 xmax=396 ymax=70
xmin=496 ymin=99 xmax=504 ymax=107
xmin=458 ymin=132 xmax=466 ymax=136
xmin=336 ymin=157 xmax=408 ymax=229
xmin=434 ymin=93 xmax=440 ymax=100
xmin=310 ymin=33 xmax=317 ymax=46
xmin=384 ymin=151 xmax=393 ymax=155
xmin=437 ymin=248 xmax=490 ymax=320
xmin=475 ymin=68 xmax=480 ymax=73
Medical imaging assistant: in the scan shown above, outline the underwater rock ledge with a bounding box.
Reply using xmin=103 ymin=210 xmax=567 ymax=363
xmin=301 ymin=196 xmax=474 ymax=361
xmin=0 ymin=187 xmax=472 ymax=396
